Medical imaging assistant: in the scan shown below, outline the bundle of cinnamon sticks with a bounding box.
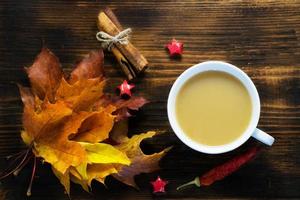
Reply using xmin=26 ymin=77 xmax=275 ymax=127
xmin=97 ymin=8 xmax=148 ymax=80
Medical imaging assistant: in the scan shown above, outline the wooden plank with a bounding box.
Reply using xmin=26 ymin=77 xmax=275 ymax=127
xmin=0 ymin=0 xmax=299 ymax=199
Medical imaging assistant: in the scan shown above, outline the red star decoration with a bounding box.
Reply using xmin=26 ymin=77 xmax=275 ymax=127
xmin=117 ymin=80 xmax=135 ymax=97
xmin=151 ymin=176 xmax=168 ymax=193
xmin=165 ymin=38 xmax=183 ymax=57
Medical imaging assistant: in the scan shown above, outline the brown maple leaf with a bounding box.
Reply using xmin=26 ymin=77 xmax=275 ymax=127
xmin=25 ymin=48 xmax=63 ymax=102
xmin=70 ymin=50 xmax=104 ymax=84
xmin=95 ymin=95 xmax=149 ymax=121
xmin=110 ymin=121 xmax=170 ymax=188
xmin=113 ymin=131 xmax=171 ymax=188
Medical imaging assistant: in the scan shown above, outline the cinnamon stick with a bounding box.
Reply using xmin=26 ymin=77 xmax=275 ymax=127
xmin=103 ymin=8 xmax=123 ymax=30
xmin=111 ymin=48 xmax=136 ymax=80
xmin=97 ymin=8 xmax=148 ymax=80
xmin=103 ymin=8 xmax=136 ymax=80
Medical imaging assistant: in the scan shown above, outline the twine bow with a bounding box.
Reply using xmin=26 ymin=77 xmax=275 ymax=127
xmin=96 ymin=28 xmax=132 ymax=51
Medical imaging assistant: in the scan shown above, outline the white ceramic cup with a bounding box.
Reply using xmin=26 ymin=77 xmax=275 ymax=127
xmin=167 ymin=61 xmax=275 ymax=154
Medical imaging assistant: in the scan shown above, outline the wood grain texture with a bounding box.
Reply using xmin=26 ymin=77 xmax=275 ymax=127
xmin=0 ymin=0 xmax=299 ymax=199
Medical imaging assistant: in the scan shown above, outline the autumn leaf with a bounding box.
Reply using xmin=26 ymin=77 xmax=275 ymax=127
xmin=95 ymin=95 xmax=149 ymax=121
xmin=110 ymin=120 xmax=128 ymax=143
xmin=16 ymin=48 xmax=169 ymax=195
xmin=26 ymin=48 xmax=63 ymax=102
xmin=86 ymin=164 xmax=117 ymax=185
xmin=71 ymin=163 xmax=117 ymax=190
xmin=18 ymin=84 xmax=35 ymax=108
xmin=32 ymin=108 xmax=118 ymax=173
xmin=113 ymin=96 xmax=149 ymax=110
xmin=56 ymin=78 xmax=105 ymax=112
xmin=19 ymin=48 xmax=113 ymax=175
xmin=97 ymin=95 xmax=148 ymax=111
xmin=70 ymin=50 xmax=104 ymax=84
xmin=52 ymin=167 xmax=70 ymax=195
xmin=113 ymin=131 xmax=171 ymax=188
xmin=113 ymin=96 xmax=149 ymax=121
xmin=70 ymin=168 xmax=90 ymax=192
xmin=22 ymin=100 xmax=72 ymax=141
xmin=21 ymin=130 xmax=32 ymax=145
xmin=22 ymin=101 xmax=89 ymax=173
xmin=70 ymin=143 xmax=130 ymax=189
xmin=72 ymin=108 xmax=115 ymax=143
xmin=80 ymin=142 xmax=130 ymax=165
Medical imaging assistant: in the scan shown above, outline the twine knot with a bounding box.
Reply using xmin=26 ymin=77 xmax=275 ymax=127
xmin=96 ymin=28 xmax=132 ymax=51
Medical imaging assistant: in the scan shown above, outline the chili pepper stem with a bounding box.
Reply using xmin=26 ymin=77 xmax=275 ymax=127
xmin=176 ymin=177 xmax=200 ymax=191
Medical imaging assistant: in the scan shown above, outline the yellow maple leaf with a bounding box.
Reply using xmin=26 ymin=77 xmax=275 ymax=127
xmin=80 ymin=142 xmax=130 ymax=165
xmin=52 ymin=167 xmax=70 ymax=195
xmin=86 ymin=164 xmax=117 ymax=185
xmin=70 ymin=169 xmax=90 ymax=192
xmin=69 ymin=143 xmax=130 ymax=191
xmin=71 ymin=164 xmax=117 ymax=190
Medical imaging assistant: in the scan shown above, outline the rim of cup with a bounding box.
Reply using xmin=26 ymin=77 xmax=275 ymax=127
xmin=167 ymin=61 xmax=260 ymax=154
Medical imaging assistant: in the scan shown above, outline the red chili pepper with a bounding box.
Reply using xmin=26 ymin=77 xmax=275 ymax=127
xmin=177 ymin=146 xmax=261 ymax=190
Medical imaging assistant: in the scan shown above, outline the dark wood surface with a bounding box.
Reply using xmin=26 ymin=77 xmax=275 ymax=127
xmin=0 ymin=1 xmax=300 ymax=199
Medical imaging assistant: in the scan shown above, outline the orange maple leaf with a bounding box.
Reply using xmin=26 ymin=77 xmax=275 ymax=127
xmin=19 ymin=49 xmax=114 ymax=174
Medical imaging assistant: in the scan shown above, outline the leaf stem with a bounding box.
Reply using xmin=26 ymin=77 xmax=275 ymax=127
xmin=27 ymin=156 xmax=36 ymax=197
xmin=13 ymin=154 xmax=33 ymax=176
xmin=5 ymin=150 xmax=25 ymax=160
xmin=2 ymin=151 xmax=26 ymax=173
xmin=0 ymin=149 xmax=30 ymax=180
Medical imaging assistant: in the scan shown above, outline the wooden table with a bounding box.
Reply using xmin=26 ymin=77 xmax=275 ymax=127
xmin=0 ymin=1 xmax=299 ymax=199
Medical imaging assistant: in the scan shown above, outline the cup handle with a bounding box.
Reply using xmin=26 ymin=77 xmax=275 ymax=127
xmin=252 ymin=128 xmax=275 ymax=146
